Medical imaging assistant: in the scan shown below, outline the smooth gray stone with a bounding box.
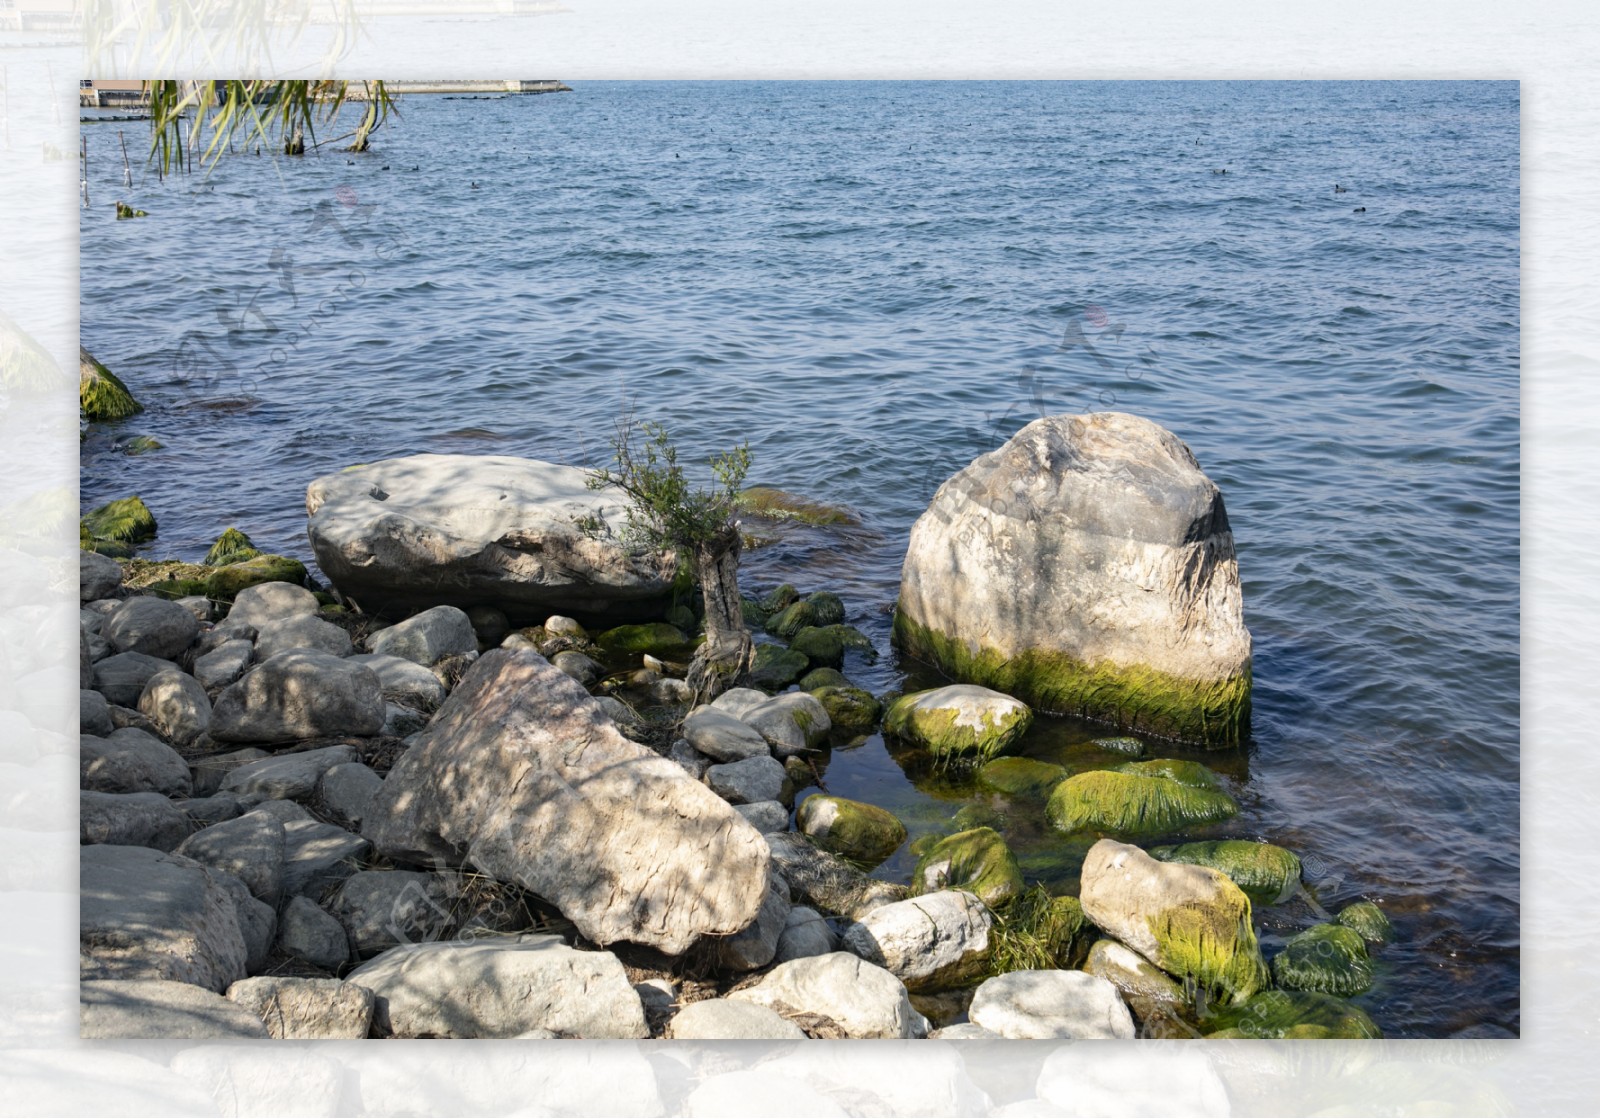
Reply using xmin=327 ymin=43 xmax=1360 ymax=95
xmin=80 ymin=552 xmax=123 ymax=602
xmin=192 ymin=639 xmax=253 ymax=691
xmin=80 ymin=790 xmax=190 ymax=851
xmin=137 ymin=668 xmax=212 ymax=747
xmin=176 ymin=809 xmax=287 ymax=906
xmin=209 ymin=651 xmax=384 ymax=744
xmin=705 ymin=755 xmax=786 ymax=806
xmin=81 ymin=979 xmax=269 ymax=1039
xmin=226 ymin=581 xmax=318 ymax=628
xmin=80 ymin=727 xmax=192 ymax=797
xmin=276 ymin=895 xmax=352 ymax=972
xmin=190 ymin=746 xmax=269 ymax=798
xmin=282 ymin=819 xmax=371 ymax=898
xmin=254 ymin=613 xmax=353 ymax=660
xmin=103 ymin=596 xmax=201 ymax=660
xmin=773 ymin=905 xmax=838 ymax=964
xmin=219 ymin=744 xmax=362 ymax=802
xmin=316 ymin=761 xmax=383 ymax=831
xmin=365 ymin=605 xmax=478 ymax=666
xmin=80 ymin=689 xmax=113 ymax=736
xmin=683 ymin=705 xmax=770 ymax=762
xmin=348 ymin=652 xmax=448 ymax=711
xmin=327 ymin=869 xmax=457 ymax=958
xmin=734 ymin=800 xmax=789 ymax=833
xmin=93 ymin=651 xmax=177 ymax=707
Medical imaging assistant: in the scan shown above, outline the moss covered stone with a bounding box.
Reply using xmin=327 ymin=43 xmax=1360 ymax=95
xmin=910 ymin=826 xmax=1023 ymax=908
xmin=203 ymin=554 xmax=308 ymax=600
xmin=146 ymin=577 xmax=209 ymax=600
xmin=203 ymin=527 xmax=262 ymax=567
xmin=120 ymin=436 xmax=164 ymax=455
xmin=892 ymin=611 xmax=1250 ymax=749
xmin=765 ymin=600 xmax=819 ymax=640
xmin=664 ymin=603 xmax=697 ymax=633
xmin=1045 ymin=766 xmax=1237 ymax=837
xmin=796 ymin=795 xmax=907 ymax=869
xmin=804 ymin=591 xmax=845 ymax=627
xmin=81 ymin=496 xmax=157 ymax=548
xmin=1093 ymin=736 xmax=1146 ymax=758
xmin=758 ymin=583 xmax=799 ymax=614
xmin=596 ymin=622 xmax=694 ymax=659
xmin=811 ymin=685 xmax=881 ymax=737
xmin=1336 ymin=901 xmax=1395 ymax=945
xmin=79 ymin=347 xmax=143 ymax=422
xmin=986 ymin=888 xmax=1092 ymax=974
xmin=1272 ymin=923 xmax=1374 ymax=996
xmin=1149 ymin=839 xmax=1302 ymax=905
xmin=789 ymin=624 xmax=873 ymax=669
xmin=977 ymin=756 xmax=1069 ymax=800
xmin=740 ymin=597 xmax=769 ymax=626
xmin=799 ymin=667 xmax=848 ymax=690
xmin=736 ymin=487 xmax=860 ymax=526
xmin=883 ymin=684 xmax=1033 ymax=765
xmin=953 ymin=803 xmax=1005 ymax=833
xmin=1201 ymin=988 xmax=1381 ymax=1039
xmin=746 ymin=643 xmax=809 ymax=691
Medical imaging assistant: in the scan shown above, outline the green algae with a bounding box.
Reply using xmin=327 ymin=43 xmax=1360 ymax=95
xmin=1146 ymin=884 xmax=1270 ymax=1004
xmin=796 ymin=795 xmax=907 ymax=870
xmin=804 ymin=591 xmax=845 ymax=627
xmin=1044 ymin=767 xmax=1238 ymax=836
xmin=119 ymin=436 xmax=164 ymax=455
xmin=986 ymin=887 xmax=1090 ymax=973
xmin=799 ymin=667 xmax=849 ymax=690
xmin=765 ymin=599 xmax=818 ymax=640
xmin=735 ymin=486 xmax=860 ymax=527
xmin=891 ymin=611 xmax=1250 ymax=748
xmin=596 ymin=622 xmax=694 ymax=659
xmin=79 ymin=349 xmax=143 ymax=423
xmin=81 ymin=496 xmax=157 ymax=548
xmin=952 ymin=803 xmax=1006 ymax=833
xmin=757 ymin=583 xmax=799 ymax=614
xmin=882 ymin=688 xmax=1033 ymax=766
xmin=1149 ymin=839 xmax=1302 ymax=905
xmin=746 ymin=643 xmax=808 ymax=691
xmin=976 ymin=756 xmax=1069 ymax=799
xmin=1116 ymin=758 xmax=1225 ymax=789
xmin=1202 ymin=988 xmax=1382 ymax=1039
xmin=910 ymin=826 xmax=1024 ymax=908
xmin=1272 ymin=923 xmax=1374 ymax=996
xmin=789 ymin=624 xmax=873 ymax=669
xmin=203 ymin=527 xmax=261 ymax=567
xmin=810 ymin=685 xmax=882 ymax=737
xmin=1336 ymin=901 xmax=1395 ymax=945
xmin=204 ymin=554 xmax=307 ymax=600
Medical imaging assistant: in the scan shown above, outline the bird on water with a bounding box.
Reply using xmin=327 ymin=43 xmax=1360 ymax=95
xmin=1334 ymin=183 xmax=1349 ymax=193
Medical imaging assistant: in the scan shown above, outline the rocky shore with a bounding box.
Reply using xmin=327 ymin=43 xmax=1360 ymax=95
xmin=77 ymin=414 xmax=1393 ymax=1041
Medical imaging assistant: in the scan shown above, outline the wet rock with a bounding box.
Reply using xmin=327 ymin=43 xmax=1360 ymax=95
xmin=684 ymin=704 xmax=770 ymax=761
xmin=210 ymin=652 xmax=384 ymax=743
xmin=192 ymin=639 xmax=253 ymax=690
xmin=307 ymin=454 xmax=678 ymax=625
xmin=1336 ymin=900 xmax=1395 ymax=944
xmin=80 ymin=689 xmax=113 ymax=736
xmin=363 ymin=649 xmax=769 ymax=954
xmin=366 ymin=605 xmax=478 ymax=665
xmin=348 ymin=935 xmax=649 ymax=1039
xmin=80 ymin=979 xmax=269 ymax=1039
xmin=668 ymin=999 xmax=808 ymax=1040
xmin=226 ymin=581 xmax=318 ymax=628
xmin=910 ymin=827 xmax=1024 ymax=908
xmin=1149 ymin=839 xmax=1301 ymax=905
xmin=137 ymin=669 xmax=211 ymax=747
xmin=93 ymin=651 xmax=177 ymax=707
xmin=1078 ymin=838 xmax=1268 ymax=1005
xmin=282 ymin=819 xmax=371 ymax=898
xmin=706 ymin=754 xmax=786 ymax=805
xmin=734 ymin=799 xmax=789 ymax=833
xmin=765 ymin=832 xmax=907 ymax=919
xmin=841 ymin=891 xmax=994 ymax=992
xmin=976 ymin=756 xmax=1068 ymax=799
xmin=317 ymin=761 xmax=383 ymax=830
xmin=883 ymin=684 xmax=1032 ymax=764
xmin=328 ymin=870 xmax=458 ymax=958
xmin=189 ymin=746 xmax=268 ymax=797
xmin=103 ymin=596 xmax=200 ymax=660
xmin=788 ymin=624 xmax=873 ymax=669
xmin=740 ymin=691 xmax=831 ymax=759
xmin=728 ymin=952 xmax=929 ymax=1039
xmin=80 ymin=790 xmax=190 ymax=851
xmin=895 ymin=412 xmax=1251 ymax=746
xmin=1092 ymin=735 xmax=1146 ymax=758
xmin=254 ymin=613 xmax=353 ymax=660
xmin=745 ymin=644 xmax=809 ymax=690
xmin=1271 ymin=923 xmax=1374 ymax=996
xmin=175 ymin=809 xmax=286 ymax=906
xmin=1046 ymin=760 xmax=1238 ymax=836
xmin=796 ymin=795 xmax=907 ymax=869
xmin=1200 ymin=988 xmax=1381 ymax=1039
xmin=226 ymin=976 xmax=374 ymax=1039
xmin=811 ymin=686 xmax=882 ymax=738
xmin=81 ymin=551 xmax=123 ymax=602
xmin=81 ymin=728 xmax=192 ymax=797
xmin=277 ymin=896 xmax=351 ymax=972
xmin=597 ymin=621 xmax=694 ymax=660
xmin=774 ymin=905 xmax=838 ymax=963
xmin=799 ymin=667 xmax=849 ymax=690
xmin=1084 ymin=938 xmax=1189 ymax=1019
xmin=202 ymin=554 xmax=308 ymax=600
xmin=968 ymin=969 xmax=1134 ymax=1039
xmin=218 ymin=744 xmax=362 ymax=801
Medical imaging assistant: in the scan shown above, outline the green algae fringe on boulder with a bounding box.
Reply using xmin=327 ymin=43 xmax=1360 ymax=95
xmin=789 ymin=624 xmax=874 ymax=669
xmin=735 ymin=486 xmax=861 ymax=527
xmin=81 ymin=496 xmax=157 ymax=549
xmin=811 ymin=685 xmax=882 ymax=737
xmin=596 ymin=622 xmax=694 ymax=659
xmin=799 ymin=667 xmax=848 ymax=690
xmin=952 ymin=803 xmax=1006 ymax=834
xmin=1202 ymin=988 xmax=1381 ymax=1039
xmin=746 ymin=643 xmax=809 ymax=691
xmin=892 ymin=612 xmax=1250 ymax=748
xmin=1336 ymin=901 xmax=1395 ymax=944
xmin=1272 ymin=923 xmax=1374 ymax=996
xmin=796 ymin=795 xmax=907 ymax=869
xmin=1147 ymin=888 xmax=1269 ymax=1005
xmin=765 ymin=599 xmax=818 ymax=640
xmin=987 ymin=887 xmax=1089 ymax=974
xmin=883 ymin=685 xmax=1033 ymax=766
xmin=1045 ymin=765 xmax=1237 ymax=837
xmin=757 ymin=583 xmax=799 ymax=614
xmin=1149 ymin=839 xmax=1302 ymax=905
xmin=203 ymin=527 xmax=262 ymax=567
xmin=204 ymin=554 xmax=308 ymax=600
xmin=910 ymin=826 xmax=1024 ymax=909
xmin=977 ymin=756 xmax=1069 ymax=800
xmin=79 ymin=347 xmax=143 ymax=422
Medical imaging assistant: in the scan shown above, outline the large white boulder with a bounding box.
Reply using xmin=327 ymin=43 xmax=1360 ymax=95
xmin=968 ymin=969 xmax=1135 ymax=1039
xmin=362 ymin=649 xmax=771 ymax=954
xmin=894 ymin=412 xmax=1251 ymax=747
xmin=305 ymin=454 xmax=678 ymax=625
xmin=727 ymin=952 xmax=929 ymax=1039
xmin=840 ymin=890 xmax=993 ymax=991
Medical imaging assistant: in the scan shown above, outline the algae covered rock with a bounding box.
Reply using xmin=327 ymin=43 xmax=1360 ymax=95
xmin=80 ymin=347 xmax=143 ymax=422
xmin=789 ymin=624 xmax=873 ymax=669
xmin=1079 ymin=838 xmax=1268 ymax=1005
xmin=81 ymin=496 xmax=157 ymax=549
xmin=746 ymin=643 xmax=808 ymax=691
xmin=204 ymin=555 xmax=308 ymax=600
xmin=596 ymin=622 xmax=693 ymax=660
xmin=1336 ymin=900 xmax=1395 ymax=944
xmin=894 ymin=411 xmax=1251 ymax=747
xmin=977 ymin=756 xmax=1068 ymax=799
xmin=811 ymin=685 xmax=881 ymax=737
xmin=910 ymin=826 xmax=1023 ymax=908
xmin=799 ymin=667 xmax=848 ymax=690
xmin=1201 ymin=988 xmax=1381 ymax=1039
xmin=1045 ymin=762 xmax=1237 ymax=836
xmin=883 ymin=684 xmax=1032 ymax=765
xmin=1271 ymin=923 xmax=1374 ymax=996
xmin=1149 ymin=839 xmax=1301 ymax=905
xmin=203 ymin=527 xmax=261 ymax=567
xmin=796 ymin=795 xmax=907 ymax=869
xmin=764 ymin=599 xmax=818 ymax=640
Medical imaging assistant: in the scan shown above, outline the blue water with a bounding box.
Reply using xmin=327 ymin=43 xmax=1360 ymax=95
xmin=80 ymin=80 xmax=1520 ymax=1038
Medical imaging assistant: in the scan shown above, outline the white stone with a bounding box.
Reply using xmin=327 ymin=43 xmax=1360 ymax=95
xmin=968 ymin=969 xmax=1135 ymax=1039
xmin=226 ymin=976 xmax=375 ymax=1039
xmin=137 ymin=669 xmax=211 ymax=747
xmin=727 ymin=952 xmax=929 ymax=1039
xmin=841 ymin=890 xmax=993 ymax=991
xmin=254 ymin=613 xmax=353 ymax=659
xmin=226 ymin=581 xmax=318 ymax=628
xmin=669 ymin=999 xmax=807 ymax=1040
xmin=80 ymin=980 xmax=268 ymax=1038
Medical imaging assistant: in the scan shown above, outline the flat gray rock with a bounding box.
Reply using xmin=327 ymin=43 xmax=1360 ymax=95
xmin=210 ymin=651 xmax=384 ymax=743
xmin=774 ymin=905 xmax=838 ymax=964
xmin=178 ymin=793 xmax=245 ymax=827
xmin=226 ymin=581 xmax=318 ymax=628
xmin=175 ymin=809 xmax=287 ymax=906
xmin=710 ymin=687 xmax=770 ymax=720
xmin=967 ymin=969 xmax=1135 ymax=1039
xmin=684 ymin=705 xmax=771 ymax=762
xmin=277 ymin=895 xmax=351 ymax=972
xmin=219 ymin=744 xmax=362 ymax=801
xmin=81 ymin=979 xmax=269 ymax=1039
xmin=841 ymin=890 xmax=994 ymax=992
xmin=137 ymin=669 xmax=211 ymax=747
xmin=93 ymin=651 xmax=177 ymax=707
xmin=255 ymin=613 xmax=353 ymax=660
xmin=190 ymin=746 xmax=269 ymax=797
xmin=80 ymin=689 xmax=113 ymax=736
xmin=734 ymin=799 xmax=789 ymax=833
xmin=317 ymin=761 xmax=383 ymax=830
xmin=80 ymin=790 xmax=190 ymax=851
xmin=282 ymin=818 xmax=371 ymax=897
xmin=366 ymin=605 xmax=478 ymax=665
xmin=103 ymin=596 xmax=200 ymax=660
xmin=226 ymin=976 xmax=374 ymax=1039
xmin=727 ymin=952 xmax=929 ymax=1039
xmin=347 ymin=935 xmax=648 ymax=1039
xmin=348 ymin=652 xmax=448 ymax=710
xmin=192 ymin=639 xmax=253 ymax=691
xmin=740 ymin=692 xmax=832 ymax=759
xmin=668 ymin=998 xmax=807 ymax=1040
xmin=80 ymin=727 xmax=192 ymax=797
xmin=705 ymin=754 xmax=786 ymax=805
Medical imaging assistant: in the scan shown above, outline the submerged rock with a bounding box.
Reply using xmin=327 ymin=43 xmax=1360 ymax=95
xmin=1149 ymin=839 xmax=1301 ymax=905
xmin=1271 ymin=923 xmax=1374 ymax=996
xmin=81 ymin=496 xmax=157 ymax=551
xmin=883 ymin=684 xmax=1032 ymax=764
xmin=1044 ymin=762 xmax=1237 ymax=836
xmin=840 ymin=891 xmax=993 ymax=992
xmin=306 ymin=454 xmax=678 ymax=625
xmin=909 ymin=826 xmax=1023 ymax=908
xmin=746 ymin=643 xmax=809 ymax=691
xmin=894 ymin=412 xmax=1251 ymax=747
xmin=596 ymin=621 xmax=693 ymax=659
xmin=1336 ymin=900 xmax=1395 ymax=944
xmin=976 ymin=756 xmax=1068 ymax=799
xmin=79 ymin=347 xmax=143 ymax=422
xmin=362 ymin=649 xmax=770 ymax=955
xmin=789 ymin=624 xmax=873 ymax=669
xmin=1201 ymin=988 xmax=1381 ymax=1039
xmin=1078 ymin=839 xmax=1268 ymax=1005
xmin=811 ymin=685 xmax=881 ymax=738
xmin=796 ymin=795 xmax=907 ymax=869
xmin=727 ymin=952 xmax=929 ymax=1039
xmin=967 ymin=969 xmax=1135 ymax=1039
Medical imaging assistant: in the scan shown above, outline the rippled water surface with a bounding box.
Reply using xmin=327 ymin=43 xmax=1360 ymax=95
xmin=80 ymin=81 xmax=1519 ymax=1038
